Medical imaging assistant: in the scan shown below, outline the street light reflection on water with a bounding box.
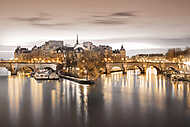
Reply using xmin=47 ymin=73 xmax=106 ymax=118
xmin=4 ymin=69 xmax=190 ymax=127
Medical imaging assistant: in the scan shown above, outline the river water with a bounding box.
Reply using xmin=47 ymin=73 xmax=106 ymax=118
xmin=0 ymin=70 xmax=190 ymax=127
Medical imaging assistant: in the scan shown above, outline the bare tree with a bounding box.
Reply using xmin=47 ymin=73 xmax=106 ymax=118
xmin=78 ymin=50 xmax=105 ymax=80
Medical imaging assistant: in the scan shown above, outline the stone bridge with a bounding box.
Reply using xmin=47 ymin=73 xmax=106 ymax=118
xmin=0 ymin=61 xmax=185 ymax=75
xmin=106 ymin=62 xmax=184 ymax=74
xmin=0 ymin=61 xmax=57 ymax=75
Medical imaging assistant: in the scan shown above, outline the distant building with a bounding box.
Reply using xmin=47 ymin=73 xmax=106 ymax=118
xmin=14 ymin=46 xmax=31 ymax=60
xmin=83 ymin=41 xmax=94 ymax=50
xmin=137 ymin=54 xmax=164 ymax=57
xmin=120 ymin=45 xmax=126 ymax=59
xmin=111 ymin=45 xmax=126 ymax=62
xmin=166 ymin=48 xmax=190 ymax=63
xmin=45 ymin=40 xmax=64 ymax=49
xmin=166 ymin=48 xmax=176 ymax=59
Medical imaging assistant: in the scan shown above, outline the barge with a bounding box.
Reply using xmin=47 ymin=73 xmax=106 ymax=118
xmin=59 ymin=73 xmax=95 ymax=84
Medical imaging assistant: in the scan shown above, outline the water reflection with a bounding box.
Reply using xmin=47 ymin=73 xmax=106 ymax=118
xmin=62 ymin=80 xmax=89 ymax=125
xmin=30 ymin=78 xmax=43 ymax=126
xmin=8 ymin=76 xmax=26 ymax=125
xmin=5 ymin=69 xmax=190 ymax=127
xmin=45 ymin=79 xmax=90 ymax=125
xmin=101 ymin=69 xmax=190 ymax=115
xmin=51 ymin=81 xmax=61 ymax=118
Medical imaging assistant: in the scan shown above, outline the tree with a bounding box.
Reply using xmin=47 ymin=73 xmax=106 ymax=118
xmin=65 ymin=51 xmax=77 ymax=72
xmin=77 ymin=50 xmax=105 ymax=80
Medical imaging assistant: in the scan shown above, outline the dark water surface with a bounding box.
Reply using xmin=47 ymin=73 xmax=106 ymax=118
xmin=0 ymin=71 xmax=190 ymax=127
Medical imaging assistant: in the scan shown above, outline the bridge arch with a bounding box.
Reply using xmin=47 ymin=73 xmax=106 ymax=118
xmin=105 ymin=63 xmax=125 ymax=74
xmin=0 ymin=62 xmax=58 ymax=75
xmin=134 ymin=66 xmax=145 ymax=73
xmin=25 ymin=66 xmax=34 ymax=72
xmin=18 ymin=66 xmax=34 ymax=73
xmin=107 ymin=65 xmax=124 ymax=74
xmin=166 ymin=66 xmax=180 ymax=74
xmin=110 ymin=65 xmax=123 ymax=71
xmin=148 ymin=65 xmax=162 ymax=74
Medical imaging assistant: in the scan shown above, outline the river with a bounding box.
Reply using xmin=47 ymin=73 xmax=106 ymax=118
xmin=0 ymin=70 xmax=190 ymax=127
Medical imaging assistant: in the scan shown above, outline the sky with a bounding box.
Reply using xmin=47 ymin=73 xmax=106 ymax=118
xmin=1 ymin=0 xmax=190 ymax=56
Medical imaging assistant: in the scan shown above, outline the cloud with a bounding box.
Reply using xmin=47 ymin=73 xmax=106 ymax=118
xmin=153 ymin=37 xmax=190 ymax=47
xmin=31 ymin=23 xmax=71 ymax=28
xmin=92 ymin=11 xmax=136 ymax=18
xmin=38 ymin=12 xmax=51 ymax=17
xmin=10 ymin=13 xmax=52 ymax=22
xmin=10 ymin=17 xmax=51 ymax=22
xmin=91 ymin=15 xmax=105 ymax=18
xmin=93 ymin=19 xmax=126 ymax=25
xmin=90 ymin=11 xmax=136 ymax=25
xmin=93 ymin=36 xmax=190 ymax=48
xmin=9 ymin=12 xmax=71 ymax=28
xmin=111 ymin=11 xmax=136 ymax=17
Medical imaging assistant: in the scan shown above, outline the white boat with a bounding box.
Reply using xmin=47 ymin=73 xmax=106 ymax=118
xmin=34 ymin=69 xmax=49 ymax=80
xmin=34 ymin=69 xmax=59 ymax=80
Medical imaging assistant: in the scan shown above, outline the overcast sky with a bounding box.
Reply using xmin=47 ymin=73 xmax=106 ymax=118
xmin=1 ymin=0 xmax=190 ymax=51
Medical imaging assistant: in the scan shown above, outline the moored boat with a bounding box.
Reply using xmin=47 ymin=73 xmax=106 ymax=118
xmin=34 ymin=69 xmax=59 ymax=80
xmin=171 ymin=74 xmax=190 ymax=82
xmin=59 ymin=74 xmax=95 ymax=84
xmin=58 ymin=72 xmax=95 ymax=84
xmin=34 ymin=69 xmax=49 ymax=80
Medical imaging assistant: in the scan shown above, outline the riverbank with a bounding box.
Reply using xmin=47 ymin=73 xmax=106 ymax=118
xmin=169 ymin=74 xmax=190 ymax=82
xmin=58 ymin=72 xmax=95 ymax=84
xmin=59 ymin=74 xmax=95 ymax=84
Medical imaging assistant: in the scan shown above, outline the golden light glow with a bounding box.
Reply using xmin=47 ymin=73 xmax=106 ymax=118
xmin=8 ymin=76 xmax=25 ymax=123
xmin=30 ymin=78 xmax=43 ymax=122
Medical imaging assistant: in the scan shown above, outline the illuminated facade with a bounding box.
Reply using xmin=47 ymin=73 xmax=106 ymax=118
xmin=14 ymin=39 xmax=127 ymax=64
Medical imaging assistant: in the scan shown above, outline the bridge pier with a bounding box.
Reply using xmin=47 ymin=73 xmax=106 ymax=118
xmin=157 ymin=71 xmax=163 ymax=74
xmin=11 ymin=70 xmax=17 ymax=75
xmin=106 ymin=68 xmax=111 ymax=74
xmin=140 ymin=70 xmax=146 ymax=74
xmin=122 ymin=68 xmax=127 ymax=74
xmin=122 ymin=64 xmax=127 ymax=74
xmin=10 ymin=64 xmax=18 ymax=75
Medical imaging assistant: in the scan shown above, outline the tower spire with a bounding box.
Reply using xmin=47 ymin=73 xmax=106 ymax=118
xmin=121 ymin=44 xmax=124 ymax=50
xmin=76 ymin=34 xmax=79 ymax=44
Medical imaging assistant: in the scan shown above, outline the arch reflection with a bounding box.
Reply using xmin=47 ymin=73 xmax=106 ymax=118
xmin=8 ymin=76 xmax=25 ymax=124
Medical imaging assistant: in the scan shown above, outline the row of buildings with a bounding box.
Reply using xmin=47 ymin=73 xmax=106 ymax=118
xmin=166 ymin=48 xmax=190 ymax=63
xmin=14 ymin=36 xmax=127 ymax=63
xmin=128 ymin=47 xmax=190 ymax=64
xmin=14 ymin=36 xmax=190 ymax=65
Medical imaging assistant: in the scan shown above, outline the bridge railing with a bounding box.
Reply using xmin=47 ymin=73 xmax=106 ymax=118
xmin=0 ymin=60 xmax=61 ymax=64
